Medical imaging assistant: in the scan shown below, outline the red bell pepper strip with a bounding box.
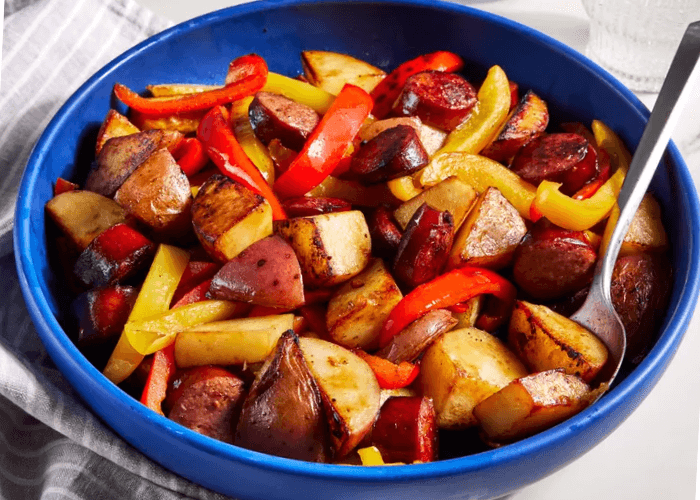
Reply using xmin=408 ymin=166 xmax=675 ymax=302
xmin=573 ymin=147 xmax=612 ymax=200
xmin=379 ymin=266 xmax=516 ymax=348
xmin=113 ymin=54 xmax=267 ymax=115
xmin=198 ymin=105 xmax=286 ymax=220
xmin=273 ymin=84 xmax=373 ymax=199
xmin=370 ymin=51 xmax=464 ymax=119
xmin=140 ymin=342 xmax=175 ymax=415
xmin=54 ymin=177 xmax=79 ymax=196
xmin=172 ymin=137 xmax=209 ymax=177
xmin=170 ymin=261 xmax=219 ymax=307
xmin=170 ymin=278 xmax=213 ymax=309
xmin=355 ymin=350 xmax=420 ymax=389
xmin=529 ymin=202 xmax=544 ymax=222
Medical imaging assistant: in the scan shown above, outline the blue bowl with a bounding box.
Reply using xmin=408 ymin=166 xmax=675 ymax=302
xmin=14 ymin=1 xmax=700 ymax=499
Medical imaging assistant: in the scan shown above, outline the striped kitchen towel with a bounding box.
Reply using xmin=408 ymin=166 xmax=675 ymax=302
xmin=1 ymin=0 xmax=232 ymax=498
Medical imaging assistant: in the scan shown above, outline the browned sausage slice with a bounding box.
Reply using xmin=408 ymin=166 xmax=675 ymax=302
xmin=512 ymin=219 xmax=597 ymax=300
xmin=248 ymin=91 xmax=320 ymax=151
xmin=510 ymin=133 xmax=597 ymax=194
xmin=611 ymin=253 xmax=671 ymax=365
xmin=350 ymin=125 xmax=429 ymax=184
xmin=166 ymin=366 xmax=246 ymax=444
xmin=393 ymin=203 xmax=454 ymax=289
xmin=392 ymin=71 xmax=477 ymax=131
xmin=281 ymin=197 xmax=351 ymax=218
xmin=368 ymin=205 xmax=403 ymax=260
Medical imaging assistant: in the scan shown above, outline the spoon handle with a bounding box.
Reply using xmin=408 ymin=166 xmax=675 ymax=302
xmin=595 ymin=21 xmax=700 ymax=299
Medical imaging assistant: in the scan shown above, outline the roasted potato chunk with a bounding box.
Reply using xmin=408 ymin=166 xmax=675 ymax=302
xmin=46 ymin=190 xmax=127 ymax=251
xmin=481 ymin=90 xmax=549 ymax=164
xmin=621 ymin=194 xmax=669 ymax=255
xmin=447 ymin=186 xmax=527 ymax=271
xmin=95 ymin=109 xmax=140 ymax=156
xmin=507 ymin=301 xmax=608 ymax=383
xmin=301 ymin=50 xmax=386 ymax=95
xmin=299 ymin=337 xmax=381 ymax=458
xmin=86 ymin=129 xmax=182 ymax=198
xmin=393 ymin=176 xmax=477 ymax=230
xmin=274 ymin=210 xmax=371 ymax=288
xmin=114 ymin=148 xmax=192 ymax=238
xmin=191 ymin=174 xmax=273 ymax=262
xmin=235 ymin=331 xmax=330 ymax=462
xmin=419 ymin=328 xmax=528 ymax=429
xmin=326 ymin=259 xmax=402 ymax=350
xmin=473 ymin=369 xmax=596 ymax=443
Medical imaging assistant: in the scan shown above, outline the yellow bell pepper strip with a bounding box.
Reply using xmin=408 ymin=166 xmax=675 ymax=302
xmin=113 ymin=54 xmax=267 ymax=115
xmin=263 ymin=72 xmax=336 ymax=114
xmin=124 ymin=300 xmax=242 ymax=355
xmin=370 ymin=51 xmax=465 ymax=119
xmin=274 ymin=84 xmax=373 ymax=198
xmin=358 ymin=446 xmax=387 ymax=466
xmin=387 ymin=175 xmax=425 ymax=202
xmin=379 ymin=266 xmax=516 ymax=348
xmin=435 ymin=65 xmax=511 ymax=155
xmin=531 ymin=121 xmax=631 ymax=231
xmin=418 ymin=152 xmax=537 ymax=220
xmin=230 ymin=96 xmax=275 ymax=186
xmin=103 ymin=244 xmax=190 ymax=384
xmin=198 ymin=105 xmax=286 ymax=220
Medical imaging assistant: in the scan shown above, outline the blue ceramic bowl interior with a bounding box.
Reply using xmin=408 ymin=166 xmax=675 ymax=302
xmin=14 ymin=1 xmax=700 ymax=499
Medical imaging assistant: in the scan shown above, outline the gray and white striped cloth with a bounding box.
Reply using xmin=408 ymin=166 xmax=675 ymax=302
xmin=1 ymin=0 xmax=233 ymax=498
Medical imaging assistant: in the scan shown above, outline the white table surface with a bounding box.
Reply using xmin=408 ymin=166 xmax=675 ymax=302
xmin=135 ymin=1 xmax=700 ymax=499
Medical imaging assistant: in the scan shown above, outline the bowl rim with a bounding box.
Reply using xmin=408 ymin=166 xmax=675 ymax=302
xmin=14 ymin=0 xmax=700 ymax=484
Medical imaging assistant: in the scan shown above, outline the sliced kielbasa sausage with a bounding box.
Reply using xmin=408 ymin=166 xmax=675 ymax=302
xmin=248 ymin=91 xmax=320 ymax=151
xmin=392 ymin=71 xmax=477 ymax=131
xmin=394 ymin=203 xmax=454 ymax=289
xmin=368 ymin=205 xmax=404 ymax=260
xmin=166 ymin=366 xmax=246 ymax=444
xmin=611 ymin=253 xmax=671 ymax=365
xmin=510 ymin=133 xmax=598 ymax=194
xmin=512 ymin=219 xmax=597 ymax=300
xmin=350 ymin=125 xmax=429 ymax=184
xmin=281 ymin=197 xmax=352 ymax=218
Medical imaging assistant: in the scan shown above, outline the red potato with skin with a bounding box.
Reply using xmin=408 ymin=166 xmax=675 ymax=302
xmin=393 ymin=71 xmax=477 ymax=131
xmin=376 ymin=308 xmax=457 ymax=363
xmin=393 ymin=203 xmax=454 ymax=289
xmin=207 ymin=235 xmax=305 ymax=310
xmin=235 ymin=331 xmax=330 ymax=462
xmin=167 ymin=366 xmax=246 ymax=444
xmin=350 ymin=125 xmax=429 ymax=184
xmin=248 ymin=91 xmax=320 ymax=151
xmin=367 ymin=396 xmax=438 ymax=464
xmin=512 ymin=219 xmax=597 ymax=300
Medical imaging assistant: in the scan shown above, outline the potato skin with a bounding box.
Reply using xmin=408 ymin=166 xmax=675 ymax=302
xmin=235 ymin=331 xmax=330 ymax=462
xmin=114 ymin=148 xmax=192 ymax=238
xmin=274 ymin=211 xmax=371 ymax=288
xmin=447 ymin=186 xmax=527 ymax=271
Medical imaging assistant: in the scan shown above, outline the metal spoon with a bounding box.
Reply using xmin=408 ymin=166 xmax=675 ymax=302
xmin=570 ymin=20 xmax=700 ymax=388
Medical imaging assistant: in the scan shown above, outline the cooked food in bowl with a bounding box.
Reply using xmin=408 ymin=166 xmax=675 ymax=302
xmin=45 ymin=48 xmax=671 ymax=466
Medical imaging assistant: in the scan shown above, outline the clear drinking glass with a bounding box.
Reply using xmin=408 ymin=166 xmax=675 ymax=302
xmin=582 ymin=0 xmax=700 ymax=92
